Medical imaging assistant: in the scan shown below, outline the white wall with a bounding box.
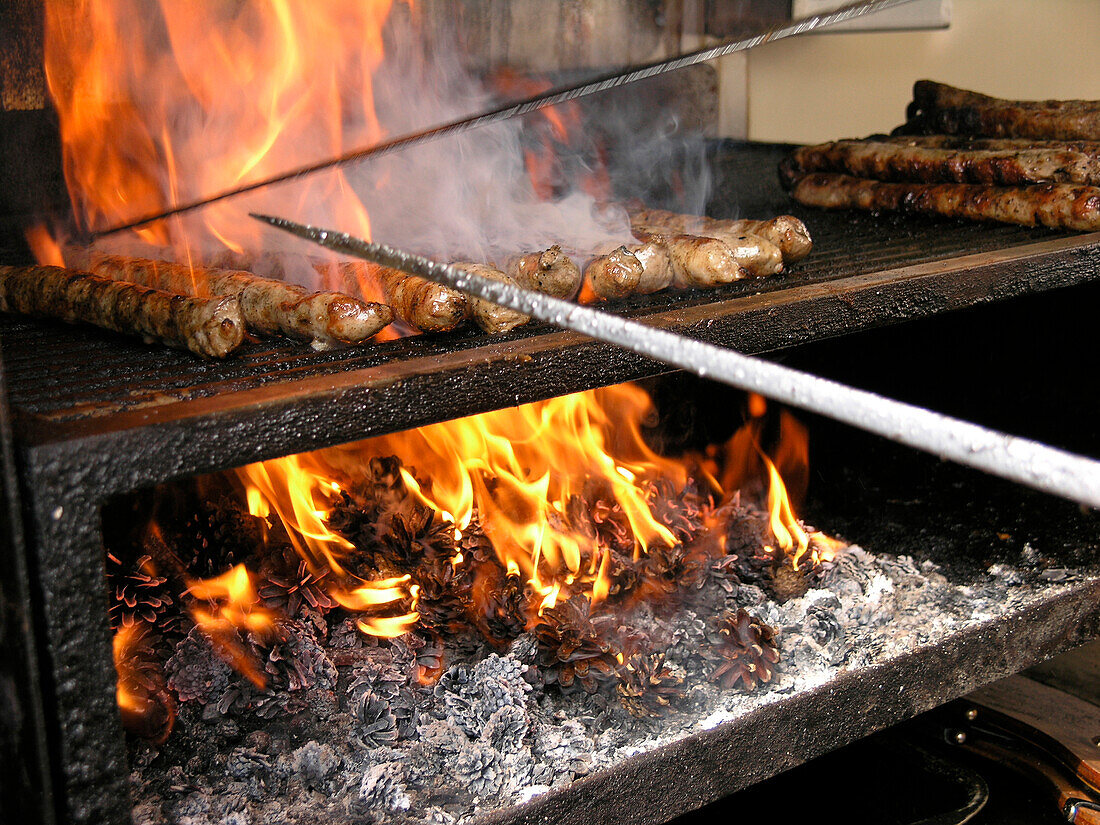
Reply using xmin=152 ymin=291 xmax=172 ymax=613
xmin=735 ymin=0 xmax=1100 ymax=143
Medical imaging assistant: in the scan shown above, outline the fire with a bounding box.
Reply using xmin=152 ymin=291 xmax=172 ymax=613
xmin=238 ymin=453 xmax=420 ymax=636
xmin=185 ymin=563 xmax=275 ymax=688
xmin=43 ymin=0 xmax=397 ymax=261
xmin=113 ymin=622 xmax=174 ymax=743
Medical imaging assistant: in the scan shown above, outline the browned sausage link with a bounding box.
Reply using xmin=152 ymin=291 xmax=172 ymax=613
xmin=624 ymin=240 xmax=674 ymax=294
xmin=583 ymin=246 xmax=643 ymax=300
xmin=0 ymin=264 xmax=243 ymax=358
xmin=628 ymin=206 xmax=811 ymax=263
xmin=882 ymin=135 xmax=1100 ymax=154
xmin=785 ymin=139 xmax=1100 ymax=186
xmin=350 ymin=263 xmax=467 ymax=333
xmin=790 ymin=172 xmax=1100 ymax=232
xmin=455 ymin=262 xmax=530 ymax=334
xmin=639 ymin=233 xmax=748 ymax=288
xmin=506 ymin=245 xmax=582 ymax=299
xmin=633 ymin=222 xmax=784 ymax=277
xmin=90 ymin=255 xmax=392 ymax=350
xmin=905 ymin=80 xmax=1100 ymax=141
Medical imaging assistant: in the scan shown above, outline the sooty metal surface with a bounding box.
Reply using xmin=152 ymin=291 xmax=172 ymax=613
xmin=1 ymin=142 xmax=1099 ymax=486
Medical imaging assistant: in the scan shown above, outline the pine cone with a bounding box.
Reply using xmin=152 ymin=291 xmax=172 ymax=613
xmin=256 ymin=620 xmax=337 ymax=694
xmin=616 ymin=638 xmax=685 ymax=718
xmin=646 ymin=477 xmax=713 ymax=545
xmin=454 ymin=742 xmax=504 ymax=800
xmin=258 ymin=558 xmax=337 ymax=616
xmin=638 ymin=541 xmax=707 ymax=599
xmin=707 ymin=609 xmax=780 ymax=691
xmin=181 ymin=495 xmax=267 ymax=579
xmin=533 ymin=596 xmax=619 ymax=695
xmin=107 ymin=552 xmax=174 ymax=630
xmin=358 ymin=761 xmax=411 ymax=813
xmin=165 ymin=626 xmax=233 ymax=705
xmin=349 ymin=692 xmax=400 ymax=749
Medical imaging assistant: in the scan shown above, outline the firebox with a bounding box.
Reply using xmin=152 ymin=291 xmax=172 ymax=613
xmin=2 ymin=2 xmax=1100 ymax=825
xmin=2 ymin=141 xmax=1099 ymax=825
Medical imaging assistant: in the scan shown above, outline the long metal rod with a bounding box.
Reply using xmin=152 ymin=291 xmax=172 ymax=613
xmin=252 ymin=212 xmax=1100 ymax=510
xmin=89 ymin=0 xmax=915 ymax=239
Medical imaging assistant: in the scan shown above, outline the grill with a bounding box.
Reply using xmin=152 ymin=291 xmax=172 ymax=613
xmin=2 ymin=141 xmax=1100 ymax=825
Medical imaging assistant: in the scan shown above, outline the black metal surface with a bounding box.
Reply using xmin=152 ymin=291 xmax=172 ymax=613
xmin=0 ymin=346 xmax=55 ymax=825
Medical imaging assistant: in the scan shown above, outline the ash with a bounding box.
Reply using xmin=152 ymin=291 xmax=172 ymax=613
xmin=125 ymin=534 xmax=1091 ymax=825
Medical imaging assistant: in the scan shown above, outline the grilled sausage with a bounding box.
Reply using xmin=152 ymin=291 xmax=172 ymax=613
xmin=624 ymin=240 xmax=674 ymax=294
xmin=900 ymin=80 xmax=1100 ymax=141
xmin=456 ymin=262 xmax=530 ymax=334
xmin=628 ymin=206 xmax=811 ymax=263
xmin=368 ymin=264 xmax=468 ymax=333
xmin=652 ymin=233 xmax=749 ymax=288
xmin=506 ymin=245 xmax=582 ymax=299
xmin=790 ymin=172 xmax=1100 ymax=232
xmin=632 ymin=222 xmax=783 ymax=277
xmin=781 ymin=138 xmax=1100 ymax=186
xmin=881 ymin=135 xmax=1100 ymax=154
xmin=91 ymin=255 xmax=392 ymax=350
xmin=0 ymin=264 xmax=244 ymax=358
xmin=583 ymin=246 xmax=643 ymax=300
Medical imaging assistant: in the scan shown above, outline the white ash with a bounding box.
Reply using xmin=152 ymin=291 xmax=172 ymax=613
xmin=129 ymin=544 xmax=1098 ymax=825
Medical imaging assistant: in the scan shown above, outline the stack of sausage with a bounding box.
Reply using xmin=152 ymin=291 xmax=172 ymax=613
xmin=0 ymin=207 xmax=812 ymax=356
xmin=780 ymin=80 xmax=1100 ymax=232
xmin=0 ymin=255 xmax=395 ymax=358
xmin=366 ymin=207 xmax=813 ymax=338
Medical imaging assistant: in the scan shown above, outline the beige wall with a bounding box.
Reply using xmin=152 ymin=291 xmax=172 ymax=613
xmin=741 ymin=0 xmax=1100 ymax=143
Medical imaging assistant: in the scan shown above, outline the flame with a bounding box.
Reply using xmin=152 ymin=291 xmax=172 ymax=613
xmin=186 ymin=564 xmax=275 ymax=688
xmin=25 ymin=225 xmax=65 ymax=267
xmin=237 ymin=453 xmax=418 ymax=636
xmin=359 ymin=384 xmax=682 ymax=604
xmin=42 ymin=0 xmax=396 ymax=263
xmin=763 ymin=454 xmax=810 ymax=567
xmin=112 ymin=622 xmax=174 ymax=742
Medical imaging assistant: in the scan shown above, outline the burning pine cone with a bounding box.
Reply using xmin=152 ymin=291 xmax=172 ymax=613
xmin=616 ymin=643 xmax=685 ymax=718
xmin=258 ymin=557 xmax=338 ymax=617
xmin=532 ymin=595 xmax=620 ymax=695
xmin=707 ymin=609 xmax=780 ymax=692
xmin=106 ymin=552 xmax=174 ymax=631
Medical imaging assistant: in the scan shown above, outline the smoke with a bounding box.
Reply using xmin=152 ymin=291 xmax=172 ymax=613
xmin=52 ymin=0 xmax=712 ymax=285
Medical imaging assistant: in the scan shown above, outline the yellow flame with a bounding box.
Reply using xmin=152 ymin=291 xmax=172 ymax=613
xmin=763 ymin=456 xmax=810 ymax=568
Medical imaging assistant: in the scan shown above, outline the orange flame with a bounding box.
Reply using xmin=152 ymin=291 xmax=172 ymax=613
xmin=237 ymin=454 xmax=419 ymax=636
xmin=42 ymin=0 xmax=396 ymax=262
xmin=186 ymin=564 xmax=275 ymax=688
xmin=113 ymin=622 xmax=174 ymax=742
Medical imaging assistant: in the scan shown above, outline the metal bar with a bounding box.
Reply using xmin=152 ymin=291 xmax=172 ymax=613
xmin=89 ymin=0 xmax=915 ymax=239
xmin=252 ymin=213 xmax=1100 ymax=510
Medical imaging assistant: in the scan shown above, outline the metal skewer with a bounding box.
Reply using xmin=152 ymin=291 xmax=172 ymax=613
xmin=252 ymin=212 xmax=1100 ymax=510
xmin=89 ymin=0 xmax=916 ymax=239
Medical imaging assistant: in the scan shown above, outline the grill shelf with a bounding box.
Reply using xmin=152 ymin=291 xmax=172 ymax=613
xmin=2 ymin=142 xmax=1099 ymax=485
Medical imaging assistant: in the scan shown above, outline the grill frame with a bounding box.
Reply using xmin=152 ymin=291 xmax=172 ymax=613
xmin=3 ymin=142 xmax=1100 ymax=824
